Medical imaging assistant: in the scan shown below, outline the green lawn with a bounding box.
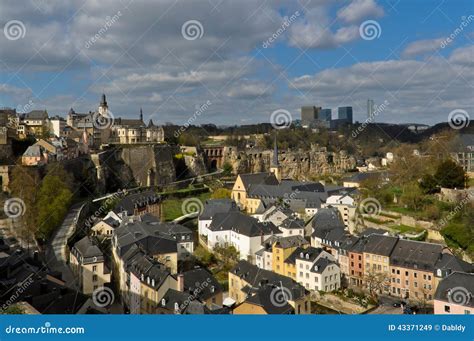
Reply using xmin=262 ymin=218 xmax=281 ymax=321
xmin=390 ymin=224 xmax=424 ymax=234
xmin=364 ymin=216 xmax=386 ymax=225
xmin=161 ymin=192 xmax=211 ymax=221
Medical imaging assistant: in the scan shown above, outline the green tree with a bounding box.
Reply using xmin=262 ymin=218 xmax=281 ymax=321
xmin=401 ymin=182 xmax=424 ymax=211
xmin=222 ymin=162 xmax=233 ymax=176
xmin=211 ymin=188 xmax=231 ymax=199
xmin=45 ymin=163 xmax=75 ymax=191
xmin=419 ymin=174 xmax=439 ymax=194
xmin=434 ymin=159 xmax=467 ymax=189
xmin=36 ymin=175 xmax=73 ymax=240
xmin=9 ymin=165 xmax=41 ymax=242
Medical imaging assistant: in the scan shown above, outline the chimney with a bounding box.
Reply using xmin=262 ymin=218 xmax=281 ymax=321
xmin=177 ymin=273 xmax=184 ymax=292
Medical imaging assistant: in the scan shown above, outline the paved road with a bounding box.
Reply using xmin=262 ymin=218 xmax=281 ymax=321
xmin=47 ymin=204 xmax=84 ymax=288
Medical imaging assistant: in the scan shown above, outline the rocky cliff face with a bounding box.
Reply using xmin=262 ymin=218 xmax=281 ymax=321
xmin=223 ymin=145 xmax=355 ymax=179
xmin=92 ymin=144 xmax=177 ymax=191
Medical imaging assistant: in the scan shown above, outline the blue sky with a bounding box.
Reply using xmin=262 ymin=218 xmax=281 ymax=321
xmin=0 ymin=0 xmax=472 ymax=126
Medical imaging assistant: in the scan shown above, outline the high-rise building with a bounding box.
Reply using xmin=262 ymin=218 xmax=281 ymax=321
xmin=301 ymin=106 xmax=321 ymax=126
xmin=367 ymin=99 xmax=374 ymax=120
xmin=320 ymin=108 xmax=332 ymax=122
xmin=338 ymin=106 xmax=353 ymax=124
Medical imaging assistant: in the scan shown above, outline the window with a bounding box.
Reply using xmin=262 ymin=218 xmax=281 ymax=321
xmin=444 ymin=305 xmax=451 ymax=313
xmin=405 ymin=271 xmax=408 ymax=276
xmin=465 ymin=310 xmax=471 ymax=315
xmin=92 ymin=275 xmax=98 ymax=282
xmin=92 ymin=265 xmax=97 ymax=272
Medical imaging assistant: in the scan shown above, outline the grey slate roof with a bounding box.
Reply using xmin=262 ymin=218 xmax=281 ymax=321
xmin=363 ymin=234 xmax=398 ymax=257
xmin=129 ymin=255 xmax=170 ymax=290
xmin=243 ymin=284 xmax=293 ymax=314
xmin=239 ymin=172 xmax=279 ymax=191
xmin=23 ymin=145 xmax=42 ymax=157
xmin=159 ymin=289 xmax=211 ymax=314
xmin=183 ymin=267 xmax=223 ymax=301
xmin=231 ymin=260 xmax=307 ymax=301
xmin=114 ymin=220 xmax=178 ymax=257
xmin=311 ymin=207 xmax=347 ymax=241
xmin=280 ymin=218 xmax=305 ymax=230
xmin=285 ymin=246 xmax=324 ymax=265
xmin=113 ymin=190 xmax=161 ymax=216
xmin=114 ymin=118 xmax=146 ymax=128
xmin=390 ymin=239 xmax=443 ymax=272
xmin=273 ymin=235 xmax=309 ymax=249
xmin=199 ymin=199 xmax=239 ymax=220
xmin=72 ymin=236 xmax=104 ymax=263
xmin=310 ymin=257 xmax=337 ymax=274
xmin=434 ymin=253 xmax=473 ymax=276
xmin=434 ymin=272 xmax=474 ymax=307
xmin=25 ymin=110 xmax=48 ymax=120
xmin=208 ymin=212 xmax=280 ymax=237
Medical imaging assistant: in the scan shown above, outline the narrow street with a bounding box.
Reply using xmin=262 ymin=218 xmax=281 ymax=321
xmin=46 ymin=204 xmax=84 ymax=288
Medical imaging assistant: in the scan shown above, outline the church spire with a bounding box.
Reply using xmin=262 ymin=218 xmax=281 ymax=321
xmin=270 ymin=133 xmax=281 ymax=182
xmin=272 ymin=134 xmax=279 ymax=166
xmin=100 ymin=93 xmax=107 ymax=107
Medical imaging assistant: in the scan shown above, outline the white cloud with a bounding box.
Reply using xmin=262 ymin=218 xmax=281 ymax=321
xmin=337 ymin=0 xmax=384 ymax=23
xmin=401 ymin=38 xmax=444 ymax=58
xmin=226 ymin=81 xmax=274 ymax=99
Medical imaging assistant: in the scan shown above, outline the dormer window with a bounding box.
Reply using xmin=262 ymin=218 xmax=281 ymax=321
xmin=161 ymin=298 xmax=166 ymax=306
xmin=305 ymin=254 xmax=309 ymax=260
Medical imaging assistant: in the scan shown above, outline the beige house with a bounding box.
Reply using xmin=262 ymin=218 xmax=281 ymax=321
xmin=70 ymin=236 xmax=111 ymax=295
xmin=362 ymin=235 xmax=398 ymax=294
xmin=128 ymin=255 xmax=177 ymax=314
xmin=231 ymin=172 xmax=279 ymax=211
